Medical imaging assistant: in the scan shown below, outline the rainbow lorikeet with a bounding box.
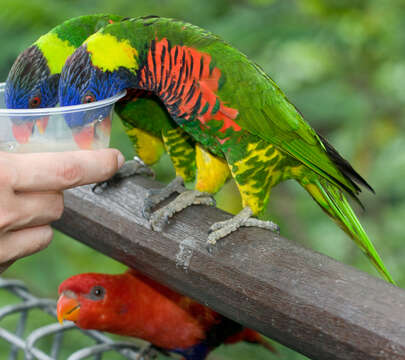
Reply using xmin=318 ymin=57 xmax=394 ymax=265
xmin=5 ymin=14 xmax=125 ymax=144
xmin=58 ymin=16 xmax=395 ymax=284
xmin=5 ymin=15 xmax=228 ymax=211
xmin=57 ymin=269 xmax=276 ymax=360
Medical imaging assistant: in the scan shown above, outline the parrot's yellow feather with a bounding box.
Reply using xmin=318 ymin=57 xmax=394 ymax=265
xmin=126 ymin=127 xmax=164 ymax=165
xmin=35 ymin=33 xmax=75 ymax=74
xmin=195 ymin=145 xmax=230 ymax=194
xmin=84 ymin=33 xmax=138 ymax=72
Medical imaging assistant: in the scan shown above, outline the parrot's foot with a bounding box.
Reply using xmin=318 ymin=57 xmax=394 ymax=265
xmin=92 ymin=157 xmax=154 ymax=193
xmin=142 ymin=176 xmax=185 ymax=219
xmin=207 ymin=207 xmax=280 ymax=247
xmin=150 ymin=190 xmax=216 ymax=231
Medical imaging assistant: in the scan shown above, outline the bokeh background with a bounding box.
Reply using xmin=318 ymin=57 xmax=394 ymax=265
xmin=0 ymin=0 xmax=404 ymax=359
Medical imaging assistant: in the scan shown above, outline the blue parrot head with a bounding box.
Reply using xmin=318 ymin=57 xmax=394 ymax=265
xmin=59 ymin=45 xmax=134 ymax=149
xmin=5 ymin=45 xmax=59 ymax=143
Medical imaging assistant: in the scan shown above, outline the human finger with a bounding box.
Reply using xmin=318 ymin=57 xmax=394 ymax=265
xmin=0 ymin=225 xmax=53 ymax=266
xmin=1 ymin=191 xmax=64 ymax=232
xmin=3 ymin=149 xmax=124 ymax=192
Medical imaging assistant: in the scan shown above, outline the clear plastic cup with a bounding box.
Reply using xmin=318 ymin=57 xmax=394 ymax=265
xmin=0 ymin=83 xmax=126 ymax=153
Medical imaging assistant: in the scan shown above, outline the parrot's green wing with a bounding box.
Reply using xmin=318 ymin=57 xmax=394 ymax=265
xmin=221 ymin=57 xmax=370 ymax=197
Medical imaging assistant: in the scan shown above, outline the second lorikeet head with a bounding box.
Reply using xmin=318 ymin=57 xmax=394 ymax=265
xmin=5 ymin=45 xmax=58 ymax=143
xmin=59 ymin=45 xmax=134 ymax=149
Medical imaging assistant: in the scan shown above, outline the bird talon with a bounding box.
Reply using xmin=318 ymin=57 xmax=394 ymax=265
xmin=142 ymin=206 xmax=152 ymax=220
xmin=150 ymin=214 xmax=167 ymax=232
xmin=206 ymin=237 xmax=217 ymax=246
xmin=207 ymin=232 xmax=221 ymax=245
xmin=206 ymin=239 xmax=219 ymax=255
xmin=92 ymin=181 xmax=107 ymax=193
xmin=206 ymin=207 xmax=281 ymax=246
xmin=207 ymin=197 xmax=217 ymax=207
xmin=132 ymin=156 xmax=156 ymax=178
xmin=92 ymin=179 xmax=116 ymax=194
xmin=147 ymin=189 xmax=216 ymax=231
xmin=208 ymin=219 xmax=227 ymax=233
xmin=206 ymin=244 xmax=214 ymax=254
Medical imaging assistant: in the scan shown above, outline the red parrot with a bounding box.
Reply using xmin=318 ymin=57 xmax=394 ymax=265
xmin=57 ymin=269 xmax=276 ymax=359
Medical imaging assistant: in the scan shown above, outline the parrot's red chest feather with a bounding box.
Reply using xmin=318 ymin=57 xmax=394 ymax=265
xmin=138 ymin=38 xmax=240 ymax=134
xmin=58 ymin=269 xmax=275 ymax=357
xmin=61 ymin=270 xmax=216 ymax=349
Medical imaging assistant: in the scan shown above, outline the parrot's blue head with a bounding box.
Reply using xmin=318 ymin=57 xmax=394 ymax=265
xmin=59 ymin=45 xmax=134 ymax=149
xmin=5 ymin=45 xmax=59 ymax=143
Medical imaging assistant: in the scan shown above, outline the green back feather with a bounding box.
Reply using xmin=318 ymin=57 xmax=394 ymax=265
xmin=51 ymin=14 xmax=124 ymax=48
xmin=308 ymin=178 xmax=395 ymax=284
xmin=99 ymin=17 xmax=365 ymax=196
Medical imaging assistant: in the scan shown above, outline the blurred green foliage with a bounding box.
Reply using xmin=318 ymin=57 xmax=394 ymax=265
xmin=0 ymin=0 xmax=404 ymax=359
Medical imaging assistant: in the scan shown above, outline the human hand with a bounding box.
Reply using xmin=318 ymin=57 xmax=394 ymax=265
xmin=0 ymin=149 xmax=125 ymax=273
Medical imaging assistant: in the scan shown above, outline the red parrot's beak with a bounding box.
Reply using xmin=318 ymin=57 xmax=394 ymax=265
xmin=36 ymin=116 xmax=49 ymax=134
xmin=72 ymin=124 xmax=95 ymax=150
xmin=57 ymin=293 xmax=81 ymax=324
xmin=12 ymin=122 xmax=34 ymax=144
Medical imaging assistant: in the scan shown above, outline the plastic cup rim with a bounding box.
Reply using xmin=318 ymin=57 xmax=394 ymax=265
xmin=0 ymin=82 xmax=127 ymax=116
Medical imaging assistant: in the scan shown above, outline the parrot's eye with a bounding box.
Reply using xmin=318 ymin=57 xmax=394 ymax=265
xmin=29 ymin=95 xmax=41 ymax=108
xmin=88 ymin=286 xmax=105 ymax=301
xmin=82 ymin=93 xmax=96 ymax=104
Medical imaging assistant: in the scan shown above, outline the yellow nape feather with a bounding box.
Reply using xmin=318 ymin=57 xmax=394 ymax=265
xmin=84 ymin=33 xmax=138 ymax=72
xmin=126 ymin=128 xmax=165 ymax=165
xmin=35 ymin=33 xmax=75 ymax=74
xmin=195 ymin=145 xmax=230 ymax=194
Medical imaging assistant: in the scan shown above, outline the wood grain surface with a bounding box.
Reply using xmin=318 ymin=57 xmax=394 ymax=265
xmin=53 ymin=175 xmax=405 ymax=360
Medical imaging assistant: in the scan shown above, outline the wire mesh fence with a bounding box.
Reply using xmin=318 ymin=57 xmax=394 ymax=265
xmin=0 ymin=277 xmax=155 ymax=360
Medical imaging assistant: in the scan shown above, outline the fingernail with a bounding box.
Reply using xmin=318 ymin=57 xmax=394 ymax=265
xmin=117 ymin=152 xmax=125 ymax=168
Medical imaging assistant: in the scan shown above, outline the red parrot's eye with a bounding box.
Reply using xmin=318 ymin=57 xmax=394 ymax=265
xmin=82 ymin=94 xmax=96 ymax=104
xmin=87 ymin=285 xmax=106 ymax=301
xmin=29 ymin=96 xmax=41 ymax=108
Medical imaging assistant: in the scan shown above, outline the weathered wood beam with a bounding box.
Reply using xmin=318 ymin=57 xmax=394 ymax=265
xmin=53 ymin=175 xmax=405 ymax=360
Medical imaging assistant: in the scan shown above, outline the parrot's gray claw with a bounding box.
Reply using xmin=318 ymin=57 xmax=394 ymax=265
xmin=92 ymin=181 xmax=109 ymax=193
xmin=142 ymin=187 xmax=170 ymax=220
xmin=150 ymin=190 xmax=216 ymax=231
xmin=206 ymin=207 xmax=280 ymax=248
xmin=93 ymin=157 xmax=154 ymax=193
xmin=141 ymin=176 xmax=185 ymax=220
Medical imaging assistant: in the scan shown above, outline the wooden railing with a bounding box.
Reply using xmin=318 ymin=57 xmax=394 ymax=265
xmin=53 ymin=175 xmax=405 ymax=360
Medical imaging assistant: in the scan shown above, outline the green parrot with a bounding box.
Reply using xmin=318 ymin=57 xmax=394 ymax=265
xmin=5 ymin=14 xmax=125 ymax=143
xmin=58 ymin=16 xmax=395 ymax=284
xmin=5 ymin=14 xmax=228 ymax=213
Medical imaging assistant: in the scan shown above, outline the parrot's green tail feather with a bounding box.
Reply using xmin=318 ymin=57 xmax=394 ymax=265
xmin=302 ymin=178 xmax=396 ymax=285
